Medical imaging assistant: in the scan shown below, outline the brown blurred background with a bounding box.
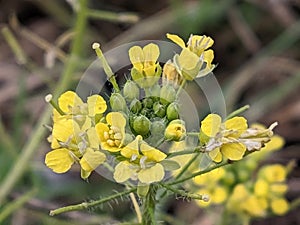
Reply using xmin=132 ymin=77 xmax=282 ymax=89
xmin=0 ymin=0 xmax=299 ymax=224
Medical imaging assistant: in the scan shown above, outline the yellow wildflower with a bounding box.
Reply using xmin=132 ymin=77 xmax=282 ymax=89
xmin=113 ymin=135 xmax=167 ymax=184
xmin=53 ymin=91 xmax=107 ymax=124
xmin=200 ymin=114 xmax=248 ymax=162
xmin=95 ymin=112 xmax=126 ymax=152
xmin=165 ymin=119 xmax=186 ymax=141
xmin=167 ymin=33 xmax=215 ymax=80
xmin=45 ymin=119 xmax=106 ymax=179
xmin=129 ymin=43 xmax=161 ymax=88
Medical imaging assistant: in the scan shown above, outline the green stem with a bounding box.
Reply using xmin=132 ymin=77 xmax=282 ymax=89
xmin=50 ymin=187 xmax=137 ymax=216
xmin=142 ymin=185 xmax=157 ymax=225
xmin=168 ymin=160 xmax=230 ymax=185
xmin=0 ymin=0 xmax=89 ymax=205
xmin=160 ymin=183 xmax=207 ymax=201
xmin=0 ymin=188 xmax=37 ymax=223
xmin=226 ymin=105 xmax=250 ymax=120
xmin=87 ymin=9 xmax=139 ymax=23
xmin=176 ymin=79 xmax=186 ymax=98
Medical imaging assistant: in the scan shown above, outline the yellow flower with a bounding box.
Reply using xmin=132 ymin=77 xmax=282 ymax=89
xmin=53 ymin=91 xmax=107 ymax=124
xmin=270 ymin=198 xmax=289 ymax=215
xmin=200 ymin=114 xmax=248 ymax=162
xmin=165 ymin=120 xmax=186 ymax=141
xmin=45 ymin=119 xmax=106 ymax=179
xmin=167 ymin=33 xmax=215 ymax=80
xmin=129 ymin=43 xmax=161 ymax=88
xmin=95 ymin=112 xmax=126 ymax=152
xmin=162 ymin=60 xmax=183 ymax=88
xmin=259 ymin=164 xmax=287 ymax=183
xmin=113 ymin=135 xmax=167 ymax=184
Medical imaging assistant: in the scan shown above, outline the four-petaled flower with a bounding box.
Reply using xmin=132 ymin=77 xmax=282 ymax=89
xmin=167 ymin=33 xmax=215 ymax=80
xmin=129 ymin=43 xmax=161 ymax=88
xmin=200 ymin=114 xmax=248 ymax=162
xmin=45 ymin=119 xmax=106 ymax=179
xmin=113 ymin=135 xmax=167 ymax=184
xmin=95 ymin=112 xmax=126 ymax=152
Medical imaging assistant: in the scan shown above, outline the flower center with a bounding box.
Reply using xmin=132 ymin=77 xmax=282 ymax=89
xmin=103 ymin=125 xmax=122 ymax=147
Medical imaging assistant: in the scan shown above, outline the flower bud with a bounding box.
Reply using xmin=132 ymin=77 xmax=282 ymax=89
xmin=149 ymin=84 xmax=161 ymax=98
xmin=166 ymin=102 xmax=180 ymax=121
xmin=165 ymin=119 xmax=186 ymax=141
xmin=148 ymin=120 xmax=166 ymax=145
xmin=142 ymin=97 xmax=153 ymax=109
xmin=160 ymin=84 xmax=176 ymax=105
xmin=123 ymin=80 xmax=140 ymax=101
xmin=133 ymin=115 xmax=151 ymax=136
xmin=110 ymin=93 xmax=127 ymax=112
xmin=153 ymin=102 xmax=166 ymax=118
xmin=130 ymin=98 xmax=142 ymax=114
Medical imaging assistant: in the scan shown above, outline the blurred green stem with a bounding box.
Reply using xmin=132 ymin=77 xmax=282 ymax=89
xmin=50 ymin=187 xmax=137 ymax=216
xmin=0 ymin=116 xmax=17 ymax=158
xmin=142 ymin=185 xmax=157 ymax=225
xmin=0 ymin=188 xmax=37 ymax=223
xmin=87 ymin=9 xmax=139 ymax=23
xmin=0 ymin=0 xmax=89 ymax=205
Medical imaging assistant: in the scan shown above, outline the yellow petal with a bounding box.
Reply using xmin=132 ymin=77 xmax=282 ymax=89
xmin=178 ymin=49 xmax=199 ymax=70
xmin=261 ymin=135 xmax=284 ymax=152
xmin=225 ymin=116 xmax=248 ymax=138
xmin=203 ymin=49 xmax=214 ymax=67
xmin=254 ymin=179 xmax=269 ymax=197
xmin=80 ymin=148 xmax=106 ymax=172
xmin=121 ymin=136 xmax=140 ymax=159
xmin=271 ymin=198 xmax=289 ymax=215
xmin=209 ymin=148 xmax=222 ymax=162
xmin=261 ymin=164 xmax=287 ymax=183
xmin=113 ymin=161 xmax=135 ymax=183
xmin=95 ymin=122 xmax=109 ymax=142
xmin=143 ymin=43 xmax=159 ymax=65
xmin=201 ymin=114 xmax=222 ymax=137
xmin=58 ymin=91 xmax=83 ymax=113
xmin=270 ymin=183 xmax=288 ymax=195
xmin=45 ymin=148 xmax=74 ymax=173
xmin=166 ymin=33 xmax=186 ymax=48
xmin=189 ymin=35 xmax=214 ymax=53
xmin=140 ymin=142 xmax=166 ymax=162
xmin=52 ymin=119 xmax=80 ymax=143
xmin=212 ymin=186 xmax=227 ymax=204
xmin=129 ymin=46 xmax=144 ymax=68
xmin=221 ymin=142 xmax=246 ymax=161
xmin=106 ymin=112 xmax=126 ymax=135
xmin=87 ymin=95 xmax=107 ymax=116
xmin=137 ymin=163 xmax=165 ymax=184
xmin=87 ymin=127 xmax=100 ymax=149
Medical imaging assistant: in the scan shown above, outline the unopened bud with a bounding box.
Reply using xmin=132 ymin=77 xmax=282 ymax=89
xmin=110 ymin=93 xmax=127 ymax=112
xmin=153 ymin=102 xmax=166 ymax=118
xmin=160 ymin=84 xmax=176 ymax=105
xmin=133 ymin=115 xmax=151 ymax=136
xmin=142 ymin=97 xmax=153 ymax=109
xmin=165 ymin=119 xmax=186 ymax=141
xmin=123 ymin=80 xmax=140 ymax=101
xmin=166 ymin=102 xmax=180 ymax=121
xmin=130 ymin=98 xmax=142 ymax=114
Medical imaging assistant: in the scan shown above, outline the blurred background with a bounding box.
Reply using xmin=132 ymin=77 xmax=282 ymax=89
xmin=0 ymin=0 xmax=299 ymax=224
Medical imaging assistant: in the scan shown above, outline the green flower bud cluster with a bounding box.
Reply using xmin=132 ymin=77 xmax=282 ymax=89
xmin=110 ymin=78 xmax=183 ymax=142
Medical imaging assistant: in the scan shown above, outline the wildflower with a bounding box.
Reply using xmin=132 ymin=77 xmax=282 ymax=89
xmin=199 ymin=114 xmax=277 ymax=162
xmin=53 ymin=91 xmax=107 ymax=125
xmin=45 ymin=119 xmax=106 ymax=179
xmin=165 ymin=119 xmax=186 ymax=141
xmin=95 ymin=112 xmax=126 ymax=152
xmin=200 ymin=114 xmax=248 ymax=162
xmin=113 ymin=135 xmax=167 ymax=184
xmin=129 ymin=43 xmax=162 ymax=88
xmin=167 ymin=33 xmax=215 ymax=80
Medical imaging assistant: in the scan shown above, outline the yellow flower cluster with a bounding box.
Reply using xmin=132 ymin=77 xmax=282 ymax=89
xmin=199 ymin=114 xmax=277 ymax=162
xmin=193 ymin=127 xmax=290 ymax=219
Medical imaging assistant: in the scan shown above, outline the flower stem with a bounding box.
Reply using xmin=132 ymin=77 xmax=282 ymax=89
xmin=142 ymin=185 xmax=157 ymax=225
xmin=92 ymin=42 xmax=120 ymax=92
xmin=226 ymin=105 xmax=250 ymax=120
xmin=0 ymin=0 xmax=89 ymax=205
xmin=168 ymin=160 xmax=230 ymax=185
xmin=50 ymin=187 xmax=137 ymax=216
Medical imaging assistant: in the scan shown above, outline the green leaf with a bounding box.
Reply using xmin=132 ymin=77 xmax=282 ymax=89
xmin=160 ymin=160 xmax=180 ymax=171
